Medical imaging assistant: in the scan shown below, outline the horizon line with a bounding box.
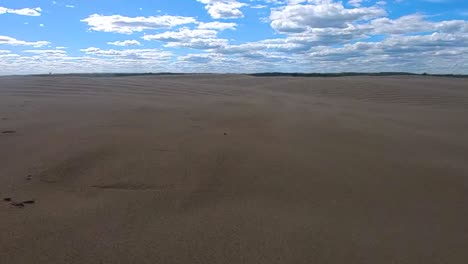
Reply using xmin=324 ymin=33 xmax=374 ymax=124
xmin=1 ymin=72 xmax=467 ymax=78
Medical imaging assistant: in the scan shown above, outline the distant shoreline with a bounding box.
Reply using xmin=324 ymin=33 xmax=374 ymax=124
xmin=1 ymin=72 xmax=467 ymax=78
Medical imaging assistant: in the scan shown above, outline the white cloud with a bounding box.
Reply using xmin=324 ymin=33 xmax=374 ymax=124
xmin=2 ymin=33 xmax=467 ymax=75
xmin=80 ymin=47 xmax=172 ymax=60
xmin=196 ymin=0 xmax=247 ymax=19
xmin=251 ymin=4 xmax=267 ymax=9
xmin=178 ymin=53 xmax=213 ymax=63
xmin=23 ymin=49 xmax=67 ymax=57
xmin=370 ymin=14 xmax=468 ymax=34
xmin=0 ymin=6 xmax=42 ymax=16
xmin=270 ymin=1 xmax=386 ymax=33
xmin=107 ymin=40 xmax=142 ymax=46
xmin=81 ymin=14 xmax=197 ymax=34
xmin=348 ymin=0 xmax=363 ymax=7
xmin=302 ymin=32 xmax=468 ymax=73
xmin=143 ymin=28 xmax=219 ymax=41
xmin=0 ymin=50 xmax=174 ymax=75
xmin=0 ymin=35 xmax=50 ymax=47
xmin=143 ymin=28 xmax=228 ymax=49
xmin=198 ymin=21 xmax=237 ymax=30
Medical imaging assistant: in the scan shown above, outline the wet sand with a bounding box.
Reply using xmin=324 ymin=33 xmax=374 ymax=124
xmin=1 ymin=75 xmax=468 ymax=263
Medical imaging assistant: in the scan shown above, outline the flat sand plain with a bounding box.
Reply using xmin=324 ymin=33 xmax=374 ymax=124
xmin=1 ymin=75 xmax=468 ymax=263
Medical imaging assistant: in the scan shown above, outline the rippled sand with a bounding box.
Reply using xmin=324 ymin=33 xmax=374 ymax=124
xmin=1 ymin=75 xmax=467 ymax=263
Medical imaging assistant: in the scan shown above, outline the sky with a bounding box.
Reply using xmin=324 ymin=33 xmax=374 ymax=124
xmin=0 ymin=0 xmax=467 ymax=75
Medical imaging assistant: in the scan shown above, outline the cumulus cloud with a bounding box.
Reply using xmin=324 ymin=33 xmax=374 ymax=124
xmin=143 ymin=28 xmax=218 ymax=41
xmin=196 ymin=0 xmax=247 ymax=19
xmin=348 ymin=0 xmax=363 ymax=7
xmin=81 ymin=14 xmax=197 ymax=34
xmin=107 ymin=40 xmax=142 ymax=46
xmin=81 ymin=48 xmax=172 ymax=67
xmin=304 ymin=32 xmax=468 ymax=73
xmin=178 ymin=53 xmax=213 ymax=63
xmin=23 ymin=49 xmax=67 ymax=57
xmin=143 ymin=28 xmax=228 ymax=49
xmin=198 ymin=21 xmax=237 ymax=30
xmin=0 ymin=6 xmax=42 ymax=16
xmin=270 ymin=1 xmax=386 ymax=33
xmin=0 ymin=35 xmax=50 ymax=47
xmin=0 ymin=51 xmax=174 ymax=75
xmin=369 ymin=14 xmax=468 ymax=34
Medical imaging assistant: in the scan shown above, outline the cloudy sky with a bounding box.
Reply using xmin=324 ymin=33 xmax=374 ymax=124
xmin=0 ymin=0 xmax=467 ymax=75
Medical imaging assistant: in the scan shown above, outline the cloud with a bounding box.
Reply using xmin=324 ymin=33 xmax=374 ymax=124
xmin=0 ymin=50 xmax=174 ymax=75
xmin=2 ymin=33 xmax=467 ymax=75
xmin=270 ymin=1 xmax=386 ymax=33
xmin=178 ymin=54 xmax=213 ymax=63
xmin=196 ymin=0 xmax=247 ymax=19
xmin=251 ymin=4 xmax=267 ymax=9
xmin=143 ymin=29 xmax=218 ymax=41
xmin=0 ymin=6 xmax=42 ymax=16
xmin=80 ymin=47 xmax=172 ymax=60
xmin=143 ymin=28 xmax=228 ymax=49
xmin=198 ymin=21 xmax=237 ymax=30
xmin=81 ymin=14 xmax=197 ymax=34
xmin=23 ymin=49 xmax=67 ymax=57
xmin=299 ymin=32 xmax=468 ymax=73
xmin=348 ymin=0 xmax=363 ymax=7
xmin=370 ymin=14 xmax=468 ymax=34
xmin=107 ymin=40 xmax=142 ymax=46
xmin=0 ymin=35 xmax=50 ymax=47
xmin=215 ymin=38 xmax=307 ymax=55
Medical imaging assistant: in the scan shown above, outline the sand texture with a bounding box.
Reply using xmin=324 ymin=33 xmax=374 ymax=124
xmin=1 ymin=75 xmax=468 ymax=263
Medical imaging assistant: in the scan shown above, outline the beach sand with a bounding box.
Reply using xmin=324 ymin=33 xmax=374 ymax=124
xmin=1 ymin=75 xmax=468 ymax=263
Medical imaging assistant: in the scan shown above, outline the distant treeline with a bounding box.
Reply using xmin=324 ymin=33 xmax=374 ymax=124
xmin=248 ymin=72 xmax=468 ymax=78
xmin=19 ymin=72 xmax=468 ymax=78
xmin=31 ymin=72 xmax=186 ymax=77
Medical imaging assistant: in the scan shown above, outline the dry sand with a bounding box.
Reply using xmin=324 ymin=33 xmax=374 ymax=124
xmin=1 ymin=75 xmax=467 ymax=263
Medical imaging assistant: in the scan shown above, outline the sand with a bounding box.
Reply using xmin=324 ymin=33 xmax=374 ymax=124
xmin=1 ymin=74 xmax=467 ymax=263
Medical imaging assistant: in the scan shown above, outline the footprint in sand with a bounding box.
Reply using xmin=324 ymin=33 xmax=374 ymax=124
xmin=3 ymin=198 xmax=35 ymax=208
xmin=11 ymin=202 xmax=24 ymax=208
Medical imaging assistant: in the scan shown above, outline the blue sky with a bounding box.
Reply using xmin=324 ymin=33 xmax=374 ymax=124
xmin=0 ymin=0 xmax=467 ymax=74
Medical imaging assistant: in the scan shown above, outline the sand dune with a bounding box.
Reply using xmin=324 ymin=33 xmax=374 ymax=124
xmin=1 ymin=75 xmax=468 ymax=263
